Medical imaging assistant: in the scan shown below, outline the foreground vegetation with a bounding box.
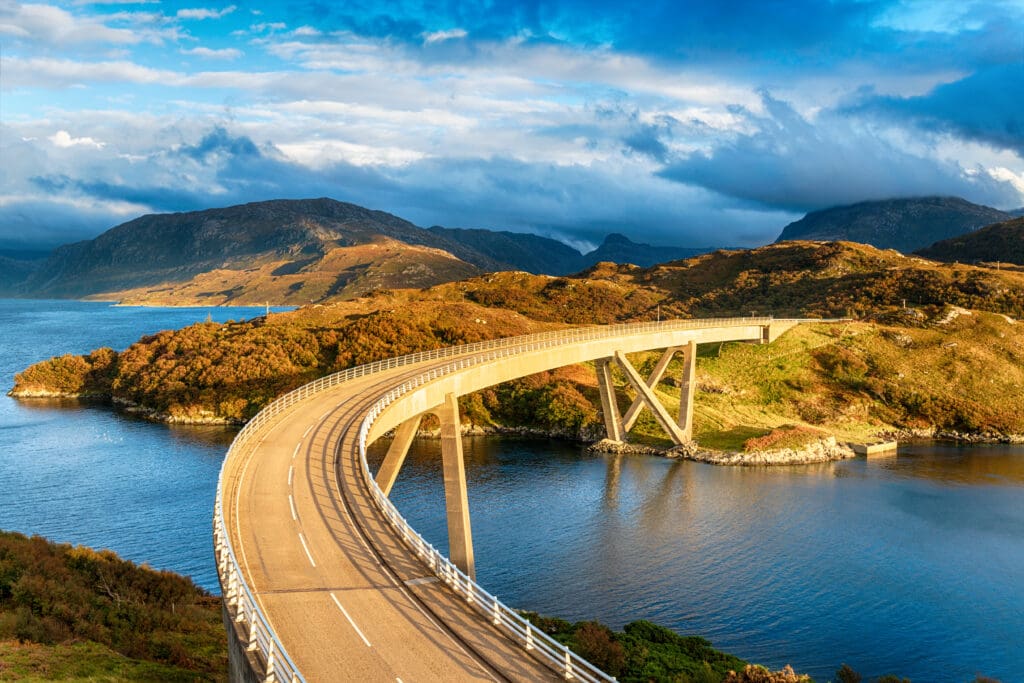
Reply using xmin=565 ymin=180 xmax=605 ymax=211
xmin=526 ymin=614 xmax=936 ymax=683
xmin=0 ymin=530 xmax=226 ymax=681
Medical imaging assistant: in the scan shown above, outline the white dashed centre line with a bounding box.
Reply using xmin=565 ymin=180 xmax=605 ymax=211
xmin=330 ymin=592 xmax=372 ymax=647
xmin=302 ymin=424 xmax=313 ymax=438
xmin=288 ymin=494 xmax=297 ymax=521
xmin=292 ymin=443 xmax=300 ymax=459
xmin=298 ymin=532 xmax=316 ymax=567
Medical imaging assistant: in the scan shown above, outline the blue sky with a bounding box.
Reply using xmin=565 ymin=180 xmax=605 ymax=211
xmin=2 ymin=0 xmax=1023 ymax=251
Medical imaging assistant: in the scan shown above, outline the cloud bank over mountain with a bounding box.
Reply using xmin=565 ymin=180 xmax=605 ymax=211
xmin=2 ymin=0 xmax=1023 ymax=250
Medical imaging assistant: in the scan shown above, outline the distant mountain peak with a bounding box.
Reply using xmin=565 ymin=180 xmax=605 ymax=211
xmin=776 ymin=196 xmax=1011 ymax=254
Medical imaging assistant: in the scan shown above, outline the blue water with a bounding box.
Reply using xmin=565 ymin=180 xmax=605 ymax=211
xmin=370 ymin=435 xmax=1024 ymax=682
xmin=2 ymin=300 xmax=1021 ymax=682
xmin=0 ymin=299 xmax=288 ymax=591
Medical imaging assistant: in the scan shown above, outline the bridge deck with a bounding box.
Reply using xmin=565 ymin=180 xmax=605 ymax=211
xmin=223 ymin=363 xmax=560 ymax=682
xmin=220 ymin=318 xmax=825 ymax=681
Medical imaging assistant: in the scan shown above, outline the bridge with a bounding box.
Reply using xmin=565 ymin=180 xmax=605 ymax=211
xmin=214 ymin=317 xmax=820 ymax=682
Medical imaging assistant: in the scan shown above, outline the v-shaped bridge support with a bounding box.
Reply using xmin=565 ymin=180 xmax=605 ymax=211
xmin=595 ymin=340 xmax=697 ymax=446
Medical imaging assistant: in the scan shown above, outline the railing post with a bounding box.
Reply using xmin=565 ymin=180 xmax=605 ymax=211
xmin=266 ymin=638 xmax=276 ymax=682
xmin=492 ymin=597 xmax=501 ymax=625
xmin=247 ymin=619 xmax=259 ymax=651
xmin=564 ymin=648 xmax=574 ymax=679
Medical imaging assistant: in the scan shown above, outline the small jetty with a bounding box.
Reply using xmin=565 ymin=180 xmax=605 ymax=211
xmin=849 ymin=441 xmax=898 ymax=457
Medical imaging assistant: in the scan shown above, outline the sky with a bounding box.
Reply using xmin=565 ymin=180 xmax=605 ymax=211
xmin=2 ymin=0 xmax=1024 ymax=252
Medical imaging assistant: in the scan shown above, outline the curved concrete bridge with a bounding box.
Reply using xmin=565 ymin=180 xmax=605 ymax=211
xmin=215 ymin=317 xmax=824 ymax=682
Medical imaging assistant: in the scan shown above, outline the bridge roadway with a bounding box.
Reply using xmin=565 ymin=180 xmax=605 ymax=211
xmin=221 ymin=359 xmax=561 ymax=681
xmin=218 ymin=317 xmax=814 ymax=682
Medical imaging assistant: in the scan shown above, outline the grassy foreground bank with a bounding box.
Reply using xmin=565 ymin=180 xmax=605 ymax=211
xmin=0 ymin=530 xmax=226 ymax=681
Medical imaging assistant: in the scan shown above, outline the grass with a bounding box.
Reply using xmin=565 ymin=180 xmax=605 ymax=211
xmin=0 ymin=640 xmax=218 ymax=682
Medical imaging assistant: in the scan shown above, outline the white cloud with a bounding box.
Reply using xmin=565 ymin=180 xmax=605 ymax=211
xmin=423 ymin=28 xmax=467 ymax=44
xmin=177 ymin=5 xmax=236 ymax=20
xmin=292 ymin=25 xmax=320 ymax=37
xmin=251 ymin=21 xmax=285 ymax=32
xmin=277 ymin=140 xmax=424 ymax=168
xmin=3 ymin=56 xmax=180 ymax=87
xmin=988 ymin=167 xmax=1024 ymax=197
xmin=182 ymin=46 xmax=243 ymax=60
xmin=0 ymin=3 xmax=142 ymax=45
xmin=49 ymin=130 xmax=105 ymax=148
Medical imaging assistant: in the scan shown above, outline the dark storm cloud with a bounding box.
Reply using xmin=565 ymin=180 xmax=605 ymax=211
xmin=659 ymin=93 xmax=1023 ymax=212
xmin=848 ymin=64 xmax=1024 ymax=156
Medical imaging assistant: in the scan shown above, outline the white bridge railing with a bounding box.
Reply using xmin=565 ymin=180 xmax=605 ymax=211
xmin=215 ymin=316 xmax=820 ymax=681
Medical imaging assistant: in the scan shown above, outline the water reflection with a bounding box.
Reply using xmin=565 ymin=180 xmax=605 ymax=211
xmin=865 ymin=441 xmax=1024 ymax=485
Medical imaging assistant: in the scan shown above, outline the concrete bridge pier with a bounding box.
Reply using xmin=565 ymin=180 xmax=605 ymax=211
xmin=595 ymin=357 xmax=623 ymax=442
xmin=373 ymin=396 xmax=476 ymax=579
xmin=376 ymin=414 xmax=422 ymax=496
xmin=437 ymin=392 xmax=476 ymax=580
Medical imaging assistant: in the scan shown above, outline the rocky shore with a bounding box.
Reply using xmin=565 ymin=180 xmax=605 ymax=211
xmin=589 ymin=436 xmax=856 ymax=466
xmin=874 ymin=427 xmax=1024 ymax=444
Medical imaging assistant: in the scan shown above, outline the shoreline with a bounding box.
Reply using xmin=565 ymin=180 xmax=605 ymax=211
xmin=0 ymin=294 xmax=296 ymax=309
xmin=11 ymin=392 xmax=1024 ymax=462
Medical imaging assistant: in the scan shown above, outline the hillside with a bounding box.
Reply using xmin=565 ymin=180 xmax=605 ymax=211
xmin=916 ymin=216 xmax=1024 ymax=265
xmin=775 ymin=197 xmax=1010 ymax=253
xmin=0 ymin=254 xmax=44 ymax=294
xmin=427 ymin=225 xmax=586 ymax=274
xmin=0 ymin=529 xmax=226 ymax=681
xmin=12 ymin=241 xmax=1024 ymax=445
xmin=581 ymin=233 xmax=708 ymax=268
xmin=20 ymin=198 xmax=496 ymax=304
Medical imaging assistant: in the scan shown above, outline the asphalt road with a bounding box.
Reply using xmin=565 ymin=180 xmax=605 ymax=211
xmin=222 ymin=363 xmax=560 ymax=682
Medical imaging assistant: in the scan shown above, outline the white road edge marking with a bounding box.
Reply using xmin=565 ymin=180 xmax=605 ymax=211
xmin=298 ymin=532 xmax=316 ymax=567
xmin=396 ymin=678 xmax=404 ymax=683
xmin=330 ymin=592 xmax=372 ymax=647
xmin=288 ymin=465 xmax=294 ymax=486
xmin=302 ymin=424 xmax=313 ymax=438
xmin=292 ymin=443 xmax=300 ymax=459
xmin=288 ymin=494 xmax=297 ymax=521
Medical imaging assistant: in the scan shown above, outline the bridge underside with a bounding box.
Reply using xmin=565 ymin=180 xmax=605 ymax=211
xmin=372 ymin=332 xmax=747 ymax=579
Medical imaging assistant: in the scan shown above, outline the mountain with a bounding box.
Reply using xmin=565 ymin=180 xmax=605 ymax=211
xmin=916 ymin=216 xmax=1024 ymax=265
xmin=0 ymin=250 xmax=48 ymax=294
xmin=19 ymin=198 xmax=715 ymax=304
xmin=427 ymin=225 xmax=585 ymax=274
xmin=775 ymin=197 xmax=1011 ymax=253
xmin=1009 ymin=208 xmax=1024 ymax=217
xmin=21 ymin=198 xmax=489 ymax=302
xmin=582 ymin=233 xmax=707 ymax=267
